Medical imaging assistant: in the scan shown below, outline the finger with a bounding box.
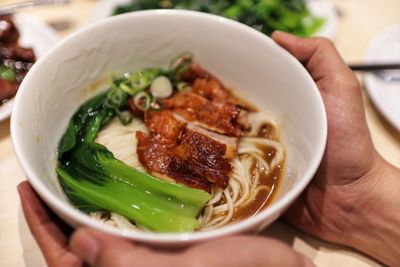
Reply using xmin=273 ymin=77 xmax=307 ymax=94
xmin=18 ymin=181 xmax=82 ymax=267
xmin=271 ymin=31 xmax=356 ymax=89
xmin=182 ymin=236 xmax=315 ymax=267
xmin=70 ymin=228 xmax=177 ymax=267
xmin=71 ymin=228 xmax=314 ymax=267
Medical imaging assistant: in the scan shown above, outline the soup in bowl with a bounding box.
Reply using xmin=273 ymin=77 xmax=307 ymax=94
xmin=11 ymin=10 xmax=327 ymax=246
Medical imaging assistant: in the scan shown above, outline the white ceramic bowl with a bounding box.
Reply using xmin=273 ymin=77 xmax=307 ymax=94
xmin=11 ymin=10 xmax=327 ymax=246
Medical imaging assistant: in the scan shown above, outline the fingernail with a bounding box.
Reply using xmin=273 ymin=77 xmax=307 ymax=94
xmin=271 ymin=30 xmax=290 ymax=41
xmin=272 ymin=30 xmax=284 ymax=35
xmin=70 ymin=229 xmax=99 ymax=264
xmin=273 ymin=30 xmax=295 ymax=38
xmin=271 ymin=30 xmax=281 ymax=38
xmin=17 ymin=181 xmax=28 ymax=194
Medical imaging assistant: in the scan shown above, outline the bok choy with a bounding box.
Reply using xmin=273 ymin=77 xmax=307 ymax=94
xmin=57 ymin=143 xmax=210 ymax=232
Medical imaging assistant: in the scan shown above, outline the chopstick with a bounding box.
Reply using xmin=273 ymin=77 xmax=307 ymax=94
xmin=349 ymin=63 xmax=400 ymax=71
xmin=0 ymin=0 xmax=70 ymax=16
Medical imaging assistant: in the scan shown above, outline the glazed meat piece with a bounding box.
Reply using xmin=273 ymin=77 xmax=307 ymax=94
xmin=163 ymin=91 xmax=208 ymax=108
xmin=185 ymin=123 xmax=237 ymax=160
xmin=173 ymin=127 xmax=231 ymax=188
xmin=136 ymin=131 xmax=212 ymax=192
xmin=0 ymin=46 xmax=36 ymax=62
xmin=162 ymin=92 xmax=241 ymax=137
xmin=180 ymin=64 xmax=210 ymax=82
xmin=136 ymin=132 xmax=175 ymax=173
xmin=136 ymin=110 xmax=233 ymax=191
xmin=0 ymin=16 xmax=36 ymax=105
xmin=192 ymin=77 xmax=234 ymax=103
xmin=0 ymin=79 xmax=18 ymax=102
xmin=144 ymin=110 xmax=186 ymax=140
xmin=182 ymin=64 xmax=237 ymax=104
xmin=0 ymin=16 xmax=19 ymax=45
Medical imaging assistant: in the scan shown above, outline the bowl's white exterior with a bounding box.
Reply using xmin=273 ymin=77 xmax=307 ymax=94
xmin=11 ymin=10 xmax=327 ymax=246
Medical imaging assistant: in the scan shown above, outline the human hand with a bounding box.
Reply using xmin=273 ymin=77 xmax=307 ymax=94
xmin=17 ymin=181 xmax=83 ymax=267
xmin=18 ymin=181 xmax=313 ymax=267
xmin=272 ymin=31 xmax=400 ymax=265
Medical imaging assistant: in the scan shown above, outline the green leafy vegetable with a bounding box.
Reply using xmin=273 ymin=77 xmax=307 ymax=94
xmin=58 ymin=93 xmax=108 ymax=158
xmin=57 ymin=143 xmax=210 ymax=232
xmin=112 ymin=0 xmax=325 ymax=37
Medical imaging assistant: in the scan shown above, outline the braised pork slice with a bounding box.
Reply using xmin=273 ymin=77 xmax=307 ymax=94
xmin=181 ymin=64 xmax=238 ymax=104
xmin=174 ymin=127 xmax=231 ymax=188
xmin=144 ymin=110 xmax=186 ymax=140
xmin=185 ymin=123 xmax=237 ymax=159
xmin=136 ymin=110 xmax=232 ymax=191
xmin=192 ymin=77 xmax=233 ymax=103
xmin=136 ymin=132 xmax=176 ymax=176
xmin=162 ymin=92 xmax=241 ymax=137
xmin=136 ymin=131 xmax=212 ymax=192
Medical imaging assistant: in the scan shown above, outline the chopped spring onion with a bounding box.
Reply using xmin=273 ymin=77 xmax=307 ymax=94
xmin=169 ymin=52 xmax=193 ymax=79
xmin=116 ymin=68 xmax=161 ymax=96
xmin=128 ymin=69 xmax=160 ymax=94
xmin=105 ymin=86 xmax=127 ymax=110
xmin=118 ymin=83 xmax=132 ymax=94
xmin=133 ymin=91 xmax=151 ymax=111
xmin=177 ymin=82 xmax=192 ymax=92
xmin=150 ymin=75 xmax=173 ymax=98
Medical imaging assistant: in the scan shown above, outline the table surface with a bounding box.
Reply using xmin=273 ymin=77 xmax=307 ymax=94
xmin=1 ymin=0 xmax=400 ymax=266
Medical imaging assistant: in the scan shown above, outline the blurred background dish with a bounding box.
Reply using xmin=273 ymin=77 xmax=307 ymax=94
xmin=0 ymin=13 xmax=59 ymax=122
xmin=92 ymin=0 xmax=336 ymax=38
xmin=364 ymin=25 xmax=400 ymax=131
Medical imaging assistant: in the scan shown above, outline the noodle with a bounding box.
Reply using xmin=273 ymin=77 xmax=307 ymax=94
xmin=95 ymin=117 xmax=148 ymax=171
xmin=92 ymin=111 xmax=285 ymax=231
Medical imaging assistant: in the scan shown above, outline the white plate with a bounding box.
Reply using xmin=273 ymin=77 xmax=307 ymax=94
xmin=0 ymin=14 xmax=59 ymax=122
xmin=364 ymin=25 xmax=400 ymax=131
xmin=92 ymin=0 xmax=336 ymax=38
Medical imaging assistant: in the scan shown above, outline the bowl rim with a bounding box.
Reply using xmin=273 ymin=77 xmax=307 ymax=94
xmin=11 ymin=9 xmax=327 ymax=244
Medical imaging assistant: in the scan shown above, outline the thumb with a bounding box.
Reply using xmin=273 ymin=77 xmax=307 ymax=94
xmin=70 ymin=228 xmax=174 ymax=267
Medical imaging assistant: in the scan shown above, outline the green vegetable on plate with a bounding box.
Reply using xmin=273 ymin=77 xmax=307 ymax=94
xmin=112 ymin=0 xmax=326 ymax=37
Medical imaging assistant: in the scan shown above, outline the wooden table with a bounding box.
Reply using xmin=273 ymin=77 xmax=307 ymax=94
xmin=1 ymin=0 xmax=399 ymax=266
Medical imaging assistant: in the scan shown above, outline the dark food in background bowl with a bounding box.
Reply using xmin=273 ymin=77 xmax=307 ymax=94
xmin=0 ymin=15 xmax=36 ymax=105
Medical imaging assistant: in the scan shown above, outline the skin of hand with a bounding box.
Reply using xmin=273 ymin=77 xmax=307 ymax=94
xmin=272 ymin=31 xmax=400 ymax=266
xmin=18 ymin=181 xmax=314 ymax=267
xmin=18 ymin=181 xmax=83 ymax=267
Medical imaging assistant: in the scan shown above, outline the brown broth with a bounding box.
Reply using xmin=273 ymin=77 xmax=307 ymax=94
xmin=257 ymin=123 xmax=275 ymax=139
xmin=230 ymin=148 xmax=284 ymax=222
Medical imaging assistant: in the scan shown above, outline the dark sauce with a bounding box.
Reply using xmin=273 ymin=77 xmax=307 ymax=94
xmin=231 ymin=146 xmax=284 ymax=222
xmin=257 ymin=123 xmax=275 ymax=139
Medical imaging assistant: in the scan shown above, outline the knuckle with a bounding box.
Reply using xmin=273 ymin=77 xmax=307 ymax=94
xmin=315 ymin=37 xmax=334 ymax=47
xmin=310 ymin=37 xmax=335 ymax=52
